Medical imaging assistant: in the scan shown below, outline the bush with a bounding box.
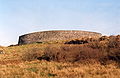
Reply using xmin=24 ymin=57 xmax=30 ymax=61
xmin=21 ymin=35 xmax=120 ymax=65
xmin=108 ymin=49 xmax=120 ymax=62
xmin=44 ymin=44 xmax=104 ymax=63
xmin=108 ymin=36 xmax=118 ymax=48
xmin=64 ymin=38 xmax=98 ymax=44
xmin=22 ymin=48 xmax=43 ymax=61
xmin=65 ymin=39 xmax=88 ymax=44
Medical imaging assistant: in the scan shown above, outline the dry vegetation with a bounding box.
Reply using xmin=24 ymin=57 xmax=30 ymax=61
xmin=0 ymin=35 xmax=120 ymax=78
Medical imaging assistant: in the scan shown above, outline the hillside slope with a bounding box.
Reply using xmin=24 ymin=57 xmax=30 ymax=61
xmin=0 ymin=35 xmax=120 ymax=78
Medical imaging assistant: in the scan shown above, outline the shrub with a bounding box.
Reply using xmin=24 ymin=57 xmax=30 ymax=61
xmin=99 ymin=36 xmax=109 ymax=41
xmin=21 ymin=35 xmax=120 ymax=65
xmin=99 ymin=47 xmax=120 ymax=65
xmin=22 ymin=48 xmax=43 ymax=61
xmin=108 ymin=36 xmax=118 ymax=48
xmin=44 ymin=44 xmax=104 ymax=63
xmin=64 ymin=39 xmax=88 ymax=44
xmin=64 ymin=38 xmax=98 ymax=44
xmin=108 ymin=49 xmax=120 ymax=62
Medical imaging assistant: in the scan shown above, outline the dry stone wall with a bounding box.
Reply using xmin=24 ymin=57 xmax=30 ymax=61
xmin=18 ymin=30 xmax=102 ymax=45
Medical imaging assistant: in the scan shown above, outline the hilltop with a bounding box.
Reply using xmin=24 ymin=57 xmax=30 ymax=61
xmin=0 ymin=31 xmax=120 ymax=78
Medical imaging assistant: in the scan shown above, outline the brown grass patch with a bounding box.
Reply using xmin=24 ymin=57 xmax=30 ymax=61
xmin=43 ymin=44 xmax=103 ymax=63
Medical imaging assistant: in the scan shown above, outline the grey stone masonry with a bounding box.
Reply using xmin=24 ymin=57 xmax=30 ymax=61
xmin=18 ymin=30 xmax=102 ymax=45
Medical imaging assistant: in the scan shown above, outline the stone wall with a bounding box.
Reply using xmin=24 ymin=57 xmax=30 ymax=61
xmin=18 ymin=30 xmax=102 ymax=45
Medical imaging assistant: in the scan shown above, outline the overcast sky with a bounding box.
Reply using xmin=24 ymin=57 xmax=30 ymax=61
xmin=0 ymin=0 xmax=120 ymax=46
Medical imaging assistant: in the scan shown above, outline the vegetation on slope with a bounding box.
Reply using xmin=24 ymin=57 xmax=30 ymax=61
xmin=0 ymin=35 xmax=120 ymax=78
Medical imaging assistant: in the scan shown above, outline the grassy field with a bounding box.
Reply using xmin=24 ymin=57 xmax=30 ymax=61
xmin=0 ymin=35 xmax=120 ymax=78
xmin=0 ymin=60 xmax=120 ymax=78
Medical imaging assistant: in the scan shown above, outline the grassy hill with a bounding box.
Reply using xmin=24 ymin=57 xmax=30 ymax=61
xmin=0 ymin=35 xmax=120 ymax=78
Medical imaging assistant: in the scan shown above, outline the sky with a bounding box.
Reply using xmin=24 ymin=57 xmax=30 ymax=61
xmin=0 ymin=0 xmax=120 ymax=46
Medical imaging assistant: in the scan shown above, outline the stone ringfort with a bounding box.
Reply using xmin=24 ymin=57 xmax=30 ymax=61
xmin=18 ymin=30 xmax=102 ymax=45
